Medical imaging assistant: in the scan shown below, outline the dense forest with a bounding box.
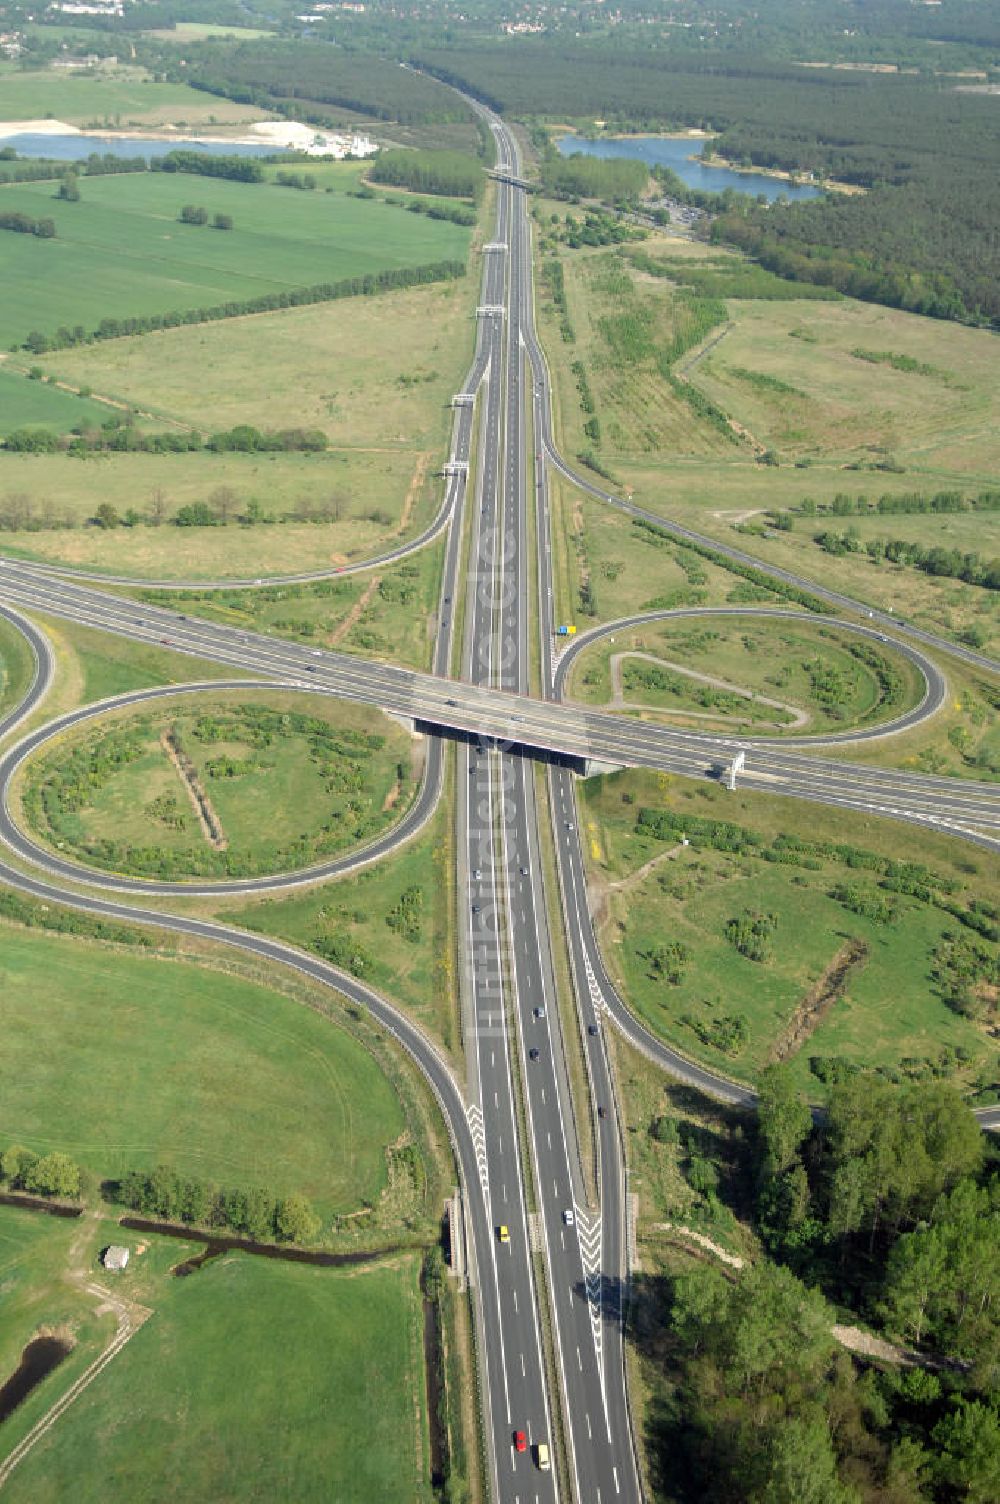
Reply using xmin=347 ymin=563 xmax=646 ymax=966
xmin=368 ymin=148 xmax=482 ymax=199
xmin=146 ymin=39 xmax=472 ymax=125
xmin=648 ymin=1069 xmax=1000 ymax=1502
xmin=416 ymin=45 xmax=1000 ymax=325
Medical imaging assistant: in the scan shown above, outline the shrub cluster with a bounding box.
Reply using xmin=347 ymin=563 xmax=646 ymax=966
xmin=1 ymin=1146 xmax=82 ymax=1199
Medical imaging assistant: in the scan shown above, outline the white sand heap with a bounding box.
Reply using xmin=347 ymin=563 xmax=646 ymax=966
xmin=0 ymin=118 xmax=81 ymax=138
xmin=247 ymin=120 xmax=377 ymax=158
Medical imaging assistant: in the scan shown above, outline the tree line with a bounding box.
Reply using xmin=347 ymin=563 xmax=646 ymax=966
xmin=1 ymin=1146 xmax=82 ymax=1199
xmin=814 ymin=529 xmax=1000 ymax=592
xmin=114 ymin=1164 xmax=321 ymax=1245
xmin=20 ymin=258 xmax=465 ymax=354
xmin=2 ymin=420 xmax=328 ymax=458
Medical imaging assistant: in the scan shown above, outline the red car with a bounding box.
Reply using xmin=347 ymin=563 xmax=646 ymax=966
xmin=513 ymin=1431 xmax=527 ymax=1454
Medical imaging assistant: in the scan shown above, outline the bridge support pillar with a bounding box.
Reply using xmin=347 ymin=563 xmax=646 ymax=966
xmin=726 ymin=750 xmax=746 ymax=791
xmin=582 ymin=758 xmax=626 ymax=779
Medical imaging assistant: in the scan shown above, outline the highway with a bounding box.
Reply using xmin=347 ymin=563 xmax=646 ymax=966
xmin=2 ymin=565 xmax=999 ymax=864
xmin=0 ymin=88 xmax=999 ymax=1504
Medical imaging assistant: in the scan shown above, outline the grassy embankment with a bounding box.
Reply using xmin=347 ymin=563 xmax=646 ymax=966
xmin=0 ymin=614 xmax=35 ymax=721
xmin=566 ymin=614 xmax=923 ymax=735
xmin=535 ymin=228 xmax=1000 ymax=656
xmin=222 ymin=769 xmax=461 ymax=1064
xmin=578 ymin=766 xmax=999 ymax=1101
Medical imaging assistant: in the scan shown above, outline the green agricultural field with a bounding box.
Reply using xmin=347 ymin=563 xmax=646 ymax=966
xmin=0 ymin=366 xmax=111 ymax=436
xmin=145 ymin=22 xmax=276 ymax=41
xmin=579 ymin=768 xmax=999 ymax=1101
xmin=23 ymin=690 xmax=418 ymax=880
xmin=0 ymin=173 xmax=469 ymax=348
xmin=2 ymin=1250 xmax=432 ymax=1504
xmin=0 ymin=612 xmax=34 ymax=721
xmin=0 ymin=64 xmax=266 ymax=128
xmin=228 ymin=782 xmax=458 ymax=1060
xmin=0 ymin=922 xmax=407 ymax=1216
xmin=134 ymin=540 xmax=447 ymax=673
xmin=0 ymin=449 xmax=437 ymax=579
xmin=567 ymin=616 xmax=922 ymax=735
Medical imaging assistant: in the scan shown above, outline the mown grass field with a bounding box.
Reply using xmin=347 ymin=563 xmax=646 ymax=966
xmin=568 ymin=615 xmax=922 ymax=734
xmin=0 ymin=173 xmax=469 ymax=348
xmin=3 ymin=1248 xmax=432 ymax=1504
xmin=0 ymin=1204 xmax=118 ymax=1461
xmin=0 ymin=922 xmax=406 ymax=1217
xmin=24 ymin=688 xmax=417 ymax=880
xmin=0 ymin=62 xmax=265 ymax=128
xmin=0 ymin=366 xmax=111 ymax=436
xmin=580 ymin=768 xmax=999 ymax=1099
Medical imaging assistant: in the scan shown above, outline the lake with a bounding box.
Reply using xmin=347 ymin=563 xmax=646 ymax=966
xmin=0 ymin=133 xmax=279 ymax=162
xmin=556 ymin=134 xmax=822 ymax=202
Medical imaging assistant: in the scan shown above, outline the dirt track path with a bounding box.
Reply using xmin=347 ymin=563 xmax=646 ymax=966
xmin=609 ymin=650 xmax=811 ymax=729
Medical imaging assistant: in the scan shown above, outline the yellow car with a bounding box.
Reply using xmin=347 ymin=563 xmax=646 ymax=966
xmin=497 ymin=1224 xmax=510 ymax=1244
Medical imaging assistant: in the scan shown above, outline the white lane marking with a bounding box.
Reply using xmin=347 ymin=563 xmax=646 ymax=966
xmin=466 ymin=1103 xmax=490 ymax=1201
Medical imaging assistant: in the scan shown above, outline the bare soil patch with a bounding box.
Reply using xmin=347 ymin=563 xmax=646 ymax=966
xmin=328 ymin=575 xmax=381 ymax=648
xmin=161 ymin=729 xmax=227 ymax=850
